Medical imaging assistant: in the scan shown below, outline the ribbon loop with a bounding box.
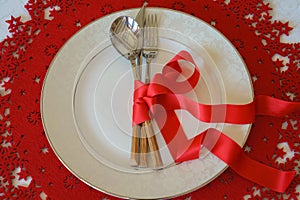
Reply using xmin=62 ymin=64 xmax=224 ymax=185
xmin=132 ymin=50 xmax=298 ymax=192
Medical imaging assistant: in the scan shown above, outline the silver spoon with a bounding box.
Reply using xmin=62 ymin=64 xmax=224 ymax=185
xmin=110 ymin=16 xmax=143 ymax=166
xmin=110 ymin=16 xmax=142 ymax=80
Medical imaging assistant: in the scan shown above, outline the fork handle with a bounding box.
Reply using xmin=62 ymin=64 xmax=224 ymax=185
xmin=145 ymin=59 xmax=151 ymax=83
xmin=144 ymin=58 xmax=163 ymax=168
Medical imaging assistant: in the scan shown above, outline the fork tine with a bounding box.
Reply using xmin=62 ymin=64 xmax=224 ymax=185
xmin=153 ymin=14 xmax=158 ymax=46
xmin=144 ymin=14 xmax=159 ymax=48
xmin=144 ymin=14 xmax=150 ymax=47
xmin=148 ymin=14 xmax=157 ymax=48
xmin=150 ymin=15 xmax=154 ymax=45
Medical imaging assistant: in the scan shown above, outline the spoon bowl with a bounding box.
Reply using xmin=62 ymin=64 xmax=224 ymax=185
xmin=110 ymin=16 xmax=143 ymax=61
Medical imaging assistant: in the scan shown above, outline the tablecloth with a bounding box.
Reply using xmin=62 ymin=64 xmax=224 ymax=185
xmin=0 ymin=0 xmax=299 ymax=199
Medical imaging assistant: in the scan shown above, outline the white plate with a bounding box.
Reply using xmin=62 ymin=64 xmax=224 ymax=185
xmin=41 ymin=8 xmax=253 ymax=199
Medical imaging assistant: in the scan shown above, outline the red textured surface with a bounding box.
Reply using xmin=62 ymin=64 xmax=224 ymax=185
xmin=0 ymin=0 xmax=299 ymax=199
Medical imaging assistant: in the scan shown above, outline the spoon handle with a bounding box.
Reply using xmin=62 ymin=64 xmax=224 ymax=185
xmin=129 ymin=124 xmax=140 ymax=166
xmin=129 ymin=60 xmax=141 ymax=166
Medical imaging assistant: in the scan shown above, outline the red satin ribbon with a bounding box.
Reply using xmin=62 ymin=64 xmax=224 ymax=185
xmin=132 ymin=50 xmax=298 ymax=192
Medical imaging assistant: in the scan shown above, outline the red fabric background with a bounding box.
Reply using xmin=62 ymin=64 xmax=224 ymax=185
xmin=0 ymin=0 xmax=299 ymax=199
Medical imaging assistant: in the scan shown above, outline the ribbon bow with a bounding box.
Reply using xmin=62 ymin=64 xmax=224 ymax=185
xmin=133 ymin=50 xmax=298 ymax=193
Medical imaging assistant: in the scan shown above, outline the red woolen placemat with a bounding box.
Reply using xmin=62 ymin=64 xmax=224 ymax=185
xmin=0 ymin=0 xmax=299 ymax=199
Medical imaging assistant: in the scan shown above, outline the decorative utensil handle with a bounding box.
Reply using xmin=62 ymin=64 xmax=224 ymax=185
xmin=142 ymin=120 xmax=163 ymax=168
xmin=139 ymin=126 xmax=148 ymax=167
xmin=129 ymin=60 xmax=141 ymax=167
xmin=129 ymin=124 xmax=140 ymax=166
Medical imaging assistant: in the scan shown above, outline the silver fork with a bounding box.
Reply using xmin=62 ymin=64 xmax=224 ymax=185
xmin=143 ymin=14 xmax=158 ymax=83
xmin=141 ymin=13 xmax=163 ymax=169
